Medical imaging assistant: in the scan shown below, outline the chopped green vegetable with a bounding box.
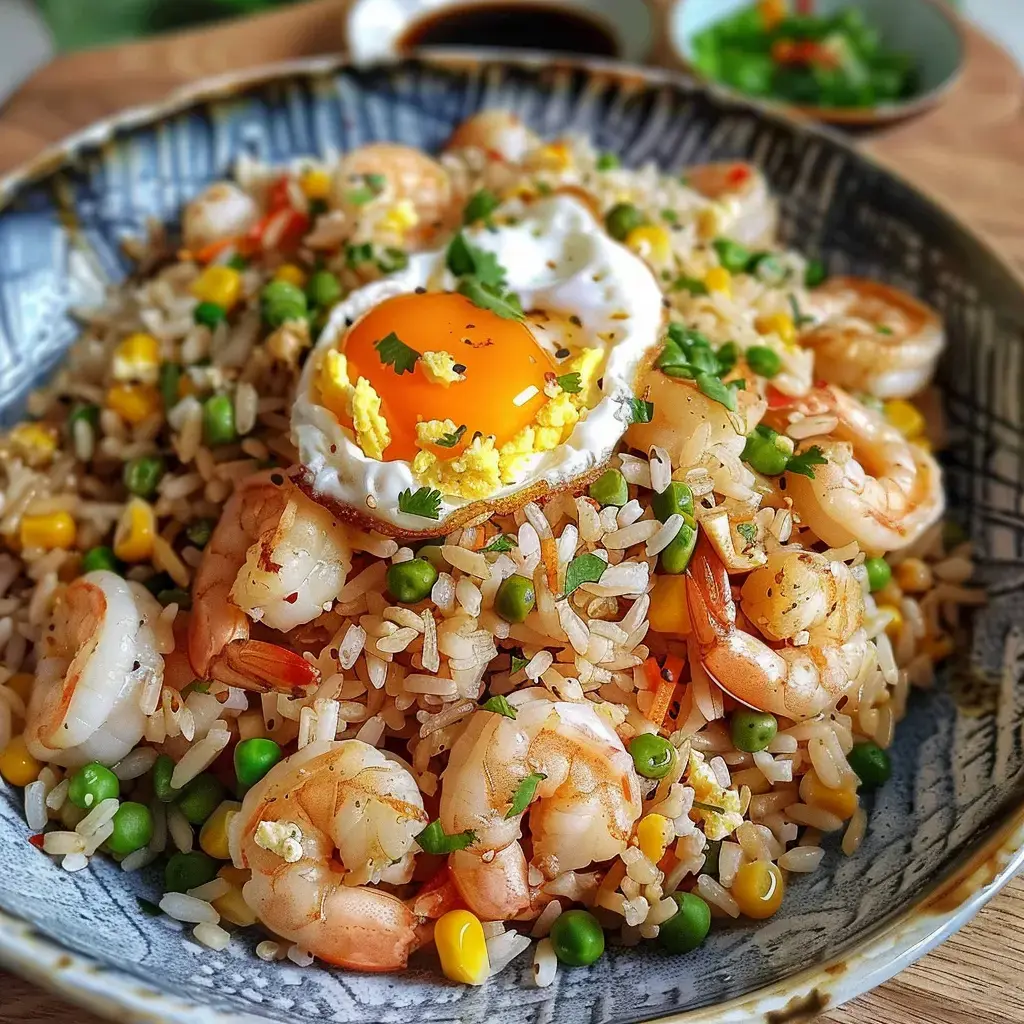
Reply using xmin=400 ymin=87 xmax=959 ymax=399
xmin=673 ymin=275 xmax=709 ymax=296
xmin=595 ymin=153 xmax=620 ymax=171
xmin=398 ymin=486 xmax=443 ymax=520
xmin=788 ymin=293 xmax=814 ymax=326
xmin=484 ymin=534 xmax=516 ymax=553
xmin=713 ymin=237 xmax=752 ymax=273
xmin=107 ymin=802 xmax=153 ymax=856
xmin=564 ymin=552 xmax=607 ymax=596
xmin=164 ymin=850 xmax=218 ymax=893
xmin=345 ymin=241 xmax=373 ymax=267
xmin=416 ymin=819 xmax=476 ymax=855
xmin=505 ymin=772 xmax=546 ymax=818
xmin=604 ymin=202 xmax=646 ymax=241
xmin=556 ymin=372 xmax=583 ymax=394
xmin=481 ymin=695 xmax=517 ymax=719
xmin=463 ymin=188 xmax=500 ymax=225
xmin=177 ymin=773 xmax=225 ymax=826
xmin=123 ymin=455 xmax=165 ymax=498
xmin=376 ymin=247 xmax=409 ymax=274
xmin=68 ymin=762 xmax=120 ymax=810
xmin=786 ymin=445 xmax=828 ymax=479
xmin=805 ymin=258 xmax=828 ymax=287
xmin=658 ymin=893 xmax=711 ymax=955
xmin=457 ymin=277 xmax=524 ymax=321
xmin=589 ymin=468 xmax=629 ymax=508
xmin=549 ymin=909 xmax=605 ymax=967
xmin=234 ymin=737 xmax=283 ymax=788
xmin=736 ymin=521 xmax=758 ymax=545
xmin=193 ymin=301 xmax=226 ymax=329
xmin=730 ymin=709 xmax=778 ymax=753
xmin=848 ymin=740 xmax=891 ymax=788
xmin=152 ymin=754 xmax=178 ymax=803
xmin=157 ymin=364 xmax=181 ymax=412
xmin=696 ymin=371 xmax=742 ymax=412
xmin=434 ymin=424 xmax=467 ymax=448
xmin=185 ymin=518 xmax=214 ymax=549
xmin=375 ymin=331 xmax=421 ymax=375
xmin=510 ymin=652 xmax=529 ymax=674
xmin=445 ymin=233 xmax=506 ymax=288
xmin=81 ymin=546 xmax=121 ymax=576
xmin=624 ymin=397 xmax=654 ymax=424
xmin=746 ymin=345 xmax=782 ymax=378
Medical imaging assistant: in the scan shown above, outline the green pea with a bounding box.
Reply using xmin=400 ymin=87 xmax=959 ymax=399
xmin=741 ymin=425 xmax=790 ymax=477
xmin=749 ymin=252 xmax=787 ymax=285
xmin=604 ymin=202 xmax=646 ymax=241
xmin=702 ymin=839 xmax=721 ymax=877
xmin=177 ymin=773 xmax=226 ymax=825
xmin=158 ymin=362 xmax=182 ymax=412
xmin=260 ymin=279 xmax=307 ymax=328
xmin=67 ymin=762 xmax=120 ymax=810
xmin=549 ymin=909 xmax=605 ymax=967
xmin=68 ymin=402 xmax=100 ymax=434
xmin=386 ymin=557 xmax=439 ymax=604
xmin=123 ymin=455 xmax=165 ymax=498
xmin=660 ymin=519 xmax=698 ymax=575
xmin=864 ymin=557 xmax=892 ymax=593
xmin=234 ymin=737 xmax=283 ymax=788
xmin=185 ymin=518 xmax=214 ymax=549
xmin=80 ymin=546 xmax=121 ymax=576
xmin=152 ymin=753 xmax=179 ymax=803
xmin=658 ymin=892 xmax=712 ymax=954
xmin=848 ymin=741 xmax=891 ymax=788
xmin=463 ymin=188 xmax=500 ymax=225
xmin=107 ymin=802 xmax=153 ymax=856
xmin=746 ymin=346 xmax=782 ymax=379
xmin=713 ymin=237 xmax=752 ymax=274
xmin=805 ymin=258 xmax=828 ymax=287
xmin=307 ymin=270 xmax=342 ymax=309
xmin=730 ymin=709 xmax=778 ymax=753
xmin=652 ymin=481 xmax=695 ymax=523
xmin=414 ymin=544 xmax=447 ymax=573
xmin=202 ymin=394 xmax=236 ymax=446
xmin=588 ymin=468 xmax=629 ymax=508
xmin=193 ymin=301 xmax=226 ymax=329
xmin=495 ymin=574 xmax=536 ymax=624
xmin=164 ymin=850 xmax=219 ymax=894
xmin=628 ymin=733 xmax=677 ymax=780
xmin=595 ymin=153 xmax=620 ymax=171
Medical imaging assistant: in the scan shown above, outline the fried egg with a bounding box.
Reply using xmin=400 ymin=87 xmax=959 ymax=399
xmin=292 ymin=194 xmax=664 ymax=534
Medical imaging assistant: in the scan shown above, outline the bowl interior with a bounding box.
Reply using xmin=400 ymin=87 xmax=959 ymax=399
xmin=0 ymin=56 xmax=1022 ymax=1024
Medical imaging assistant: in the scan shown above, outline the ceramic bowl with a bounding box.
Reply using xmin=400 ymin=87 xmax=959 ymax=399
xmin=1 ymin=53 xmax=1023 ymax=1024
xmin=668 ymin=0 xmax=965 ymax=125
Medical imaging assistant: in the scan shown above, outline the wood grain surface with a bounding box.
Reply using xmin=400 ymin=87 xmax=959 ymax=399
xmin=0 ymin=2 xmax=1022 ymax=1022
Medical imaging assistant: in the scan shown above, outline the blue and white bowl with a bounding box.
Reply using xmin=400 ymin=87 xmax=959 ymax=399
xmin=1 ymin=54 xmax=1022 ymax=1024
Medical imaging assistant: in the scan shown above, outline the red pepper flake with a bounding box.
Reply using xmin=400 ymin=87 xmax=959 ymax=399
xmin=28 ymin=833 xmax=45 ymax=849
xmin=766 ymin=386 xmax=791 ymax=409
xmin=284 ymin=592 xmax=299 ymax=604
xmin=727 ymin=165 xmax=752 ymax=186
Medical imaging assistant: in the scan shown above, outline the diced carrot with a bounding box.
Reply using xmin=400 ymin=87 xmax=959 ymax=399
xmin=192 ymin=237 xmax=237 ymax=264
xmin=644 ymin=655 xmax=684 ymax=728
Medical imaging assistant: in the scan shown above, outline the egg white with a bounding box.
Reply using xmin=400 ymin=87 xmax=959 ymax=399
xmin=292 ymin=194 xmax=665 ymax=532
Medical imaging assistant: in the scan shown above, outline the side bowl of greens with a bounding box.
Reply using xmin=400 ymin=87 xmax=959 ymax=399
xmin=669 ymin=0 xmax=964 ymax=125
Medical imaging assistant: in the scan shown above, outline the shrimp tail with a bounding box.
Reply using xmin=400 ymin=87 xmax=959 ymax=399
xmin=209 ymin=639 xmax=319 ymax=696
xmin=684 ymin=535 xmax=736 ymax=648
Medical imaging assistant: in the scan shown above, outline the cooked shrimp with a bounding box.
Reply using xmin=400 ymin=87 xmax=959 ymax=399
xmin=231 ymin=739 xmax=429 ymax=971
xmin=446 ymin=110 xmax=540 ymax=163
xmin=801 ymin=277 xmax=944 ymax=399
xmin=685 ymin=537 xmax=867 ymax=721
xmin=685 ymin=162 xmax=777 ymax=247
xmin=182 ymin=182 xmax=259 ymax=252
xmin=764 ymin=384 xmax=944 ymax=553
xmin=333 ymin=144 xmax=455 ymax=246
xmin=25 ymin=571 xmax=163 ymax=768
xmin=439 ymin=697 xmax=641 ymax=921
xmin=188 ymin=471 xmax=352 ymax=695
xmin=627 ymin=369 xmax=766 ymax=464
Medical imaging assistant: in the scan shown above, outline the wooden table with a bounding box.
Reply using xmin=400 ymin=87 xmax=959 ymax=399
xmin=0 ymin=2 xmax=1022 ymax=1022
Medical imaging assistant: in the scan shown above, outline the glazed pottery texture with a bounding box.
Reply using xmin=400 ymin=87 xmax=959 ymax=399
xmin=0 ymin=56 xmax=1022 ymax=1024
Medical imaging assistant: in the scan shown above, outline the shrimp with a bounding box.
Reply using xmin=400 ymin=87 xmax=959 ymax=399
xmin=446 ymin=110 xmax=540 ymax=164
xmin=627 ymin=368 xmax=766 ymax=464
xmin=685 ymin=537 xmax=868 ymax=721
xmin=333 ymin=144 xmax=455 ymax=246
xmin=800 ymin=277 xmax=944 ymax=399
xmin=763 ymin=384 xmax=944 ymax=553
xmin=182 ymin=182 xmax=259 ymax=252
xmin=188 ymin=471 xmax=352 ymax=695
xmin=685 ymin=162 xmax=777 ymax=248
xmin=231 ymin=739 xmax=430 ymax=971
xmin=25 ymin=571 xmax=163 ymax=767
xmin=439 ymin=697 xmax=642 ymax=921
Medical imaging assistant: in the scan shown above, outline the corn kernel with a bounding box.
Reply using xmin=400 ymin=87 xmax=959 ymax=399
xmin=649 ymin=575 xmax=691 ymax=635
xmin=106 ymin=383 xmax=161 ymax=426
xmin=9 ymin=423 xmax=58 ymax=468
xmin=113 ymin=497 xmax=156 ymax=563
xmin=19 ymin=511 xmax=76 ymax=551
xmin=191 ymin=265 xmax=242 ymax=311
xmin=0 ymin=735 xmax=42 ymax=787
xmin=6 ymin=673 xmax=34 ymax=704
xmin=113 ymin=333 xmax=161 ymax=384
xmin=380 ymin=200 xmax=419 ymax=235
xmin=274 ymin=263 xmax=307 ymax=289
xmin=536 ymin=141 xmax=572 ymax=170
xmin=434 ymin=909 xmax=490 ymax=985
xmin=883 ymin=399 xmax=925 ymax=440
xmin=878 ymin=603 xmax=904 ymax=641
xmin=200 ymin=799 xmax=241 ymax=860
xmin=625 ymin=224 xmax=672 ymax=264
xmin=299 ymin=167 xmax=332 ymax=201
xmin=213 ymin=884 xmax=257 ymax=927
xmin=704 ymin=266 xmax=731 ymax=295
xmin=636 ymin=813 xmax=672 ymax=864
xmin=732 ymin=861 xmax=785 ymax=919
xmin=218 ymin=864 xmax=251 ymax=888
xmin=894 ymin=557 xmax=932 ymax=594
xmin=922 ymin=633 xmax=955 ymax=662
xmin=799 ymin=769 xmax=859 ymax=820
xmin=755 ymin=312 xmax=797 ymax=347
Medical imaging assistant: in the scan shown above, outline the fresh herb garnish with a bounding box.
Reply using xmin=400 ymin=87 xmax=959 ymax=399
xmin=596 ymin=152 xmax=620 ymax=171
xmin=804 ymin=258 xmax=828 ymax=288
xmin=457 ymin=278 xmax=524 ymax=321
xmin=692 ymin=800 xmax=726 ymax=815
xmin=346 ymin=172 xmax=387 ymax=206
xmin=556 ymin=372 xmax=583 ymax=394
xmin=510 ymin=652 xmax=529 ymax=674
xmin=481 ymin=694 xmax=517 ymax=719
xmin=876 ymin=324 xmax=894 ymax=335
xmin=484 ymin=534 xmax=517 ymax=553
xmin=624 ymin=397 xmax=654 ymax=424
xmin=736 ymin=522 xmax=757 ymax=545
xmin=398 ymin=486 xmax=443 ymax=520
xmin=564 ymin=552 xmax=608 ymax=596
xmin=674 ymin=275 xmax=709 ymax=296
xmin=463 ymin=189 xmax=500 ymax=225
xmin=445 ymin=233 xmax=506 ymax=288
xmin=505 ymin=772 xmax=547 ymax=818
xmin=657 ymin=324 xmax=735 ymax=384
xmin=415 ymin=819 xmax=476 ymax=854
xmin=434 ymin=424 xmax=467 ymax=448
xmin=696 ymin=371 xmax=744 ymax=412
xmin=376 ymin=247 xmax=409 ymax=274
xmin=786 ymin=445 xmax=828 ymax=479
xmin=180 ymin=680 xmax=211 ymax=698
xmin=788 ymin=294 xmax=814 ymax=327
xmin=345 ymin=241 xmax=373 ymax=267
xmin=661 ymin=208 xmax=679 ymax=224
xmin=535 ymin=181 xmax=553 ymax=196
xmin=375 ymin=332 xmax=421 ymax=375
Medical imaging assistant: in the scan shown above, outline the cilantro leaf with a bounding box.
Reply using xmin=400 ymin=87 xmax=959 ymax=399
xmin=786 ymin=445 xmax=828 ymax=479
xmin=696 ymin=372 xmax=739 ymax=412
xmin=876 ymin=324 xmax=894 ymax=335
xmin=737 ymin=522 xmax=757 ymax=544
xmin=180 ymin=680 xmax=211 ymax=698
xmin=624 ymin=397 xmax=654 ymax=424
xmin=445 ymin=233 xmax=507 ymax=289
xmin=564 ymin=552 xmax=608 ymax=596
xmin=345 ymin=173 xmax=386 ymax=206
xmin=375 ymin=332 xmax=421 ymax=375
xmin=345 ymin=242 xmax=373 ymax=267
xmin=398 ymin=486 xmax=443 ymax=520
xmin=463 ymin=189 xmax=500 ymax=225
xmin=434 ymin=424 xmax=467 ymax=448
xmin=415 ymin=820 xmax=476 ymax=854
xmin=674 ymin=275 xmax=709 ymax=296
xmin=484 ymin=534 xmax=517 ymax=553
xmin=556 ymin=372 xmax=582 ymax=394
xmin=481 ymin=694 xmax=517 ymax=719
xmin=505 ymin=772 xmax=547 ymax=819
xmin=457 ymin=278 xmax=524 ymax=321
xmin=788 ymin=294 xmax=814 ymax=326
xmin=510 ymin=653 xmax=529 ymax=674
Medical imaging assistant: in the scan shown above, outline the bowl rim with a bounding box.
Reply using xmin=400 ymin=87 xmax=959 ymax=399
xmin=0 ymin=48 xmax=1021 ymax=1024
xmin=663 ymin=0 xmax=967 ymax=126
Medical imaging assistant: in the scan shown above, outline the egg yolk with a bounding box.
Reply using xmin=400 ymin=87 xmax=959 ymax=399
xmin=341 ymin=292 xmax=557 ymax=461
